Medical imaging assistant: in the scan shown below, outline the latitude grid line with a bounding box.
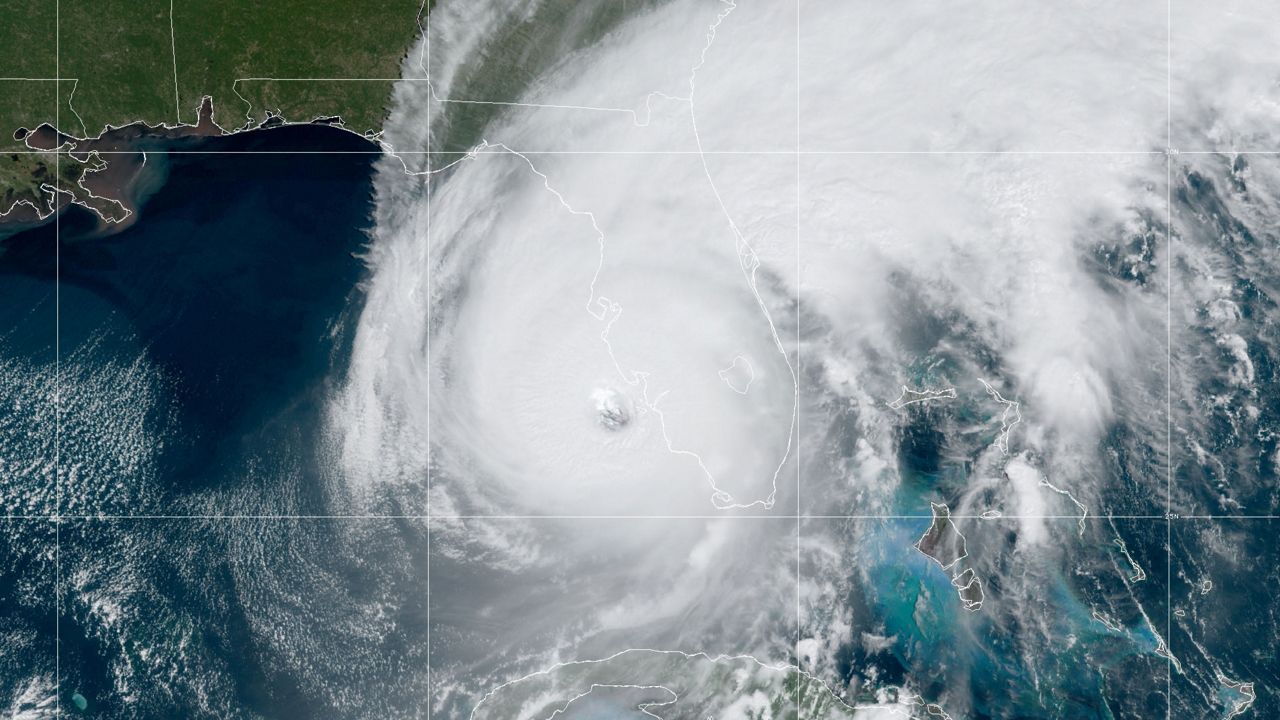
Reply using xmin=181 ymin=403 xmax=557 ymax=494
xmin=18 ymin=149 xmax=1280 ymax=154
xmin=27 ymin=5 xmax=1264 ymax=720
xmin=7 ymin=513 xmax=1277 ymax=520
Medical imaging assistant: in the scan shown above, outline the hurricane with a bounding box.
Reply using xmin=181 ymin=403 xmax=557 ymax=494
xmin=6 ymin=0 xmax=1280 ymax=717
xmin=323 ymin=0 xmax=1280 ymax=716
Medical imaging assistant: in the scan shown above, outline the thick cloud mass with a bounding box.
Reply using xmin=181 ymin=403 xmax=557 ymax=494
xmin=328 ymin=0 xmax=1280 ymax=716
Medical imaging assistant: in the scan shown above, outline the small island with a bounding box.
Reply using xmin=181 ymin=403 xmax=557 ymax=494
xmin=914 ymin=501 xmax=968 ymax=570
xmin=915 ymin=502 xmax=985 ymax=613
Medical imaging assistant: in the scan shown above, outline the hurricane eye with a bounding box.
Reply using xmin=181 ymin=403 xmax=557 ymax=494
xmin=592 ymin=388 xmax=631 ymax=431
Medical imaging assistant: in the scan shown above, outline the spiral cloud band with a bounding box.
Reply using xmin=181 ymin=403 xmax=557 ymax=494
xmin=324 ymin=0 xmax=1280 ymax=716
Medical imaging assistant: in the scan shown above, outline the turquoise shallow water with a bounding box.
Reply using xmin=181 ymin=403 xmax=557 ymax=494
xmin=4 ymin=6 xmax=1280 ymax=713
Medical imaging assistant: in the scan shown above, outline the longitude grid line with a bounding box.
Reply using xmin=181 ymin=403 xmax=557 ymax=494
xmin=425 ymin=0 xmax=433 ymax=716
xmin=1165 ymin=0 xmax=1173 ymax=717
xmin=23 ymin=6 xmax=1250 ymax=719
xmin=54 ymin=0 xmax=61 ymax=712
xmin=795 ymin=0 xmax=802 ymax=708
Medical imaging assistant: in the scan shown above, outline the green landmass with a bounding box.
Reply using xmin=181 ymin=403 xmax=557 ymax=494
xmin=175 ymin=2 xmax=422 ymax=134
xmin=0 ymin=78 xmax=55 ymax=218
xmin=57 ymin=0 xmax=423 ymax=136
xmin=1 ymin=0 xmax=424 ymax=221
xmin=59 ymin=0 xmax=180 ymax=136
xmin=0 ymin=150 xmax=51 ymax=219
xmin=0 ymin=1 xmax=55 ymax=80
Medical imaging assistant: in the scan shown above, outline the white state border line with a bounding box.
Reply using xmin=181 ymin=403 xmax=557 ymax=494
xmin=399 ymin=1 xmax=1210 ymax=709
xmin=7 ymin=0 xmax=1253 ymax=716
xmin=0 ymin=157 xmax=131 ymax=224
xmin=383 ymin=0 xmax=797 ymax=513
xmin=169 ymin=0 xmax=181 ymax=123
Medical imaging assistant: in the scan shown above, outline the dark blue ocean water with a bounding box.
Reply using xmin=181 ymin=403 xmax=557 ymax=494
xmin=5 ymin=125 xmax=375 ymax=513
xmin=3 ymin=124 xmax=1278 ymax=720
xmin=0 ymin=125 xmax=410 ymax=719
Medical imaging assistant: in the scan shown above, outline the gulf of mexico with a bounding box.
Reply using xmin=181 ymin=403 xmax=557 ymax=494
xmin=3 ymin=123 xmax=379 ymax=515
